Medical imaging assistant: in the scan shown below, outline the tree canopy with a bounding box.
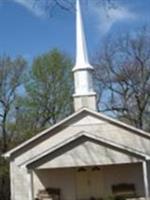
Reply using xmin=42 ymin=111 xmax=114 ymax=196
xmin=14 ymin=49 xmax=73 ymax=140
xmin=94 ymin=27 xmax=150 ymax=131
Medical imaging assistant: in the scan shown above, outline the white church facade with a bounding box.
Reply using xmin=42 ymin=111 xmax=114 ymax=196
xmin=3 ymin=1 xmax=150 ymax=200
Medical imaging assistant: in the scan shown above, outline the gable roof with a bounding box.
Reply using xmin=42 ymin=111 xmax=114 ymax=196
xmin=26 ymin=131 xmax=149 ymax=169
xmin=3 ymin=108 xmax=150 ymax=158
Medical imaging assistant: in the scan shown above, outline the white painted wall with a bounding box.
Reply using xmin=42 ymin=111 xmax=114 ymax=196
xmin=10 ymin=162 xmax=29 ymax=200
xmin=33 ymin=168 xmax=76 ymax=200
xmin=37 ymin=139 xmax=141 ymax=169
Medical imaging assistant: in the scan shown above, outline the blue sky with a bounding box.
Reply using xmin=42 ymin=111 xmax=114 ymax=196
xmin=0 ymin=0 xmax=150 ymax=62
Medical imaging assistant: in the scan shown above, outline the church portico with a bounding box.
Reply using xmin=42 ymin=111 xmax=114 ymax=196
xmin=26 ymin=134 xmax=148 ymax=200
xmin=30 ymin=162 xmax=145 ymax=200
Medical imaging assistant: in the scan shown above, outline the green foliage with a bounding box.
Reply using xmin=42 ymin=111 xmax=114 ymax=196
xmin=0 ymin=158 xmax=10 ymax=200
xmin=15 ymin=49 xmax=73 ymax=138
xmin=0 ymin=56 xmax=27 ymax=152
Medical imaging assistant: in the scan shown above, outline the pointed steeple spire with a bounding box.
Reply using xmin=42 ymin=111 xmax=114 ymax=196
xmin=73 ymin=0 xmax=93 ymax=71
xmin=73 ymin=0 xmax=96 ymax=111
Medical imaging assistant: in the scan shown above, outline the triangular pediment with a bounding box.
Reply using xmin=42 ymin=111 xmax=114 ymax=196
xmin=27 ymin=132 xmax=145 ymax=169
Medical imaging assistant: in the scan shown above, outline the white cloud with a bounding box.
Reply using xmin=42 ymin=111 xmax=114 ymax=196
xmin=13 ymin=0 xmax=46 ymax=17
xmin=89 ymin=2 xmax=137 ymax=34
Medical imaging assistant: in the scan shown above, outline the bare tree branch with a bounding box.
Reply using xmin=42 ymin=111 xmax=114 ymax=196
xmin=94 ymin=26 xmax=150 ymax=131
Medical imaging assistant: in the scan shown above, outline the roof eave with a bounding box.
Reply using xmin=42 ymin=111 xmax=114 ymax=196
xmin=3 ymin=107 xmax=150 ymax=159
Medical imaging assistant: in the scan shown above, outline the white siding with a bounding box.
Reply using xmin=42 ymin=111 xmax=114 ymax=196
xmin=37 ymin=139 xmax=141 ymax=169
xmin=10 ymin=162 xmax=29 ymax=200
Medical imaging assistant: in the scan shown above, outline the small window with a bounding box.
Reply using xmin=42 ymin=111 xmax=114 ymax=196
xmin=112 ymin=183 xmax=136 ymax=198
xmin=37 ymin=188 xmax=60 ymax=200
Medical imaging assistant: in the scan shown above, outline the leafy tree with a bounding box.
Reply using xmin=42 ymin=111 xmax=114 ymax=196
xmin=0 ymin=56 xmax=26 ymax=200
xmin=94 ymin=27 xmax=150 ymax=131
xmin=0 ymin=56 xmax=27 ymax=152
xmin=15 ymin=49 xmax=73 ymax=139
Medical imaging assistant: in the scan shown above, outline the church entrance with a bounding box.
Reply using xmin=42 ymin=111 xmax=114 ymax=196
xmin=76 ymin=167 xmax=103 ymax=200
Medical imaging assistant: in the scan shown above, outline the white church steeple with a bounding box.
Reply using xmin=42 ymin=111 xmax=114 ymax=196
xmin=73 ymin=0 xmax=93 ymax=71
xmin=73 ymin=0 xmax=96 ymax=111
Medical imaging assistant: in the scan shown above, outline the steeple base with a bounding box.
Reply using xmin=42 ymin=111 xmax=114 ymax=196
xmin=73 ymin=93 xmax=97 ymax=112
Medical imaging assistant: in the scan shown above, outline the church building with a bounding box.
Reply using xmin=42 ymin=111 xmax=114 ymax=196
xmin=4 ymin=0 xmax=150 ymax=200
